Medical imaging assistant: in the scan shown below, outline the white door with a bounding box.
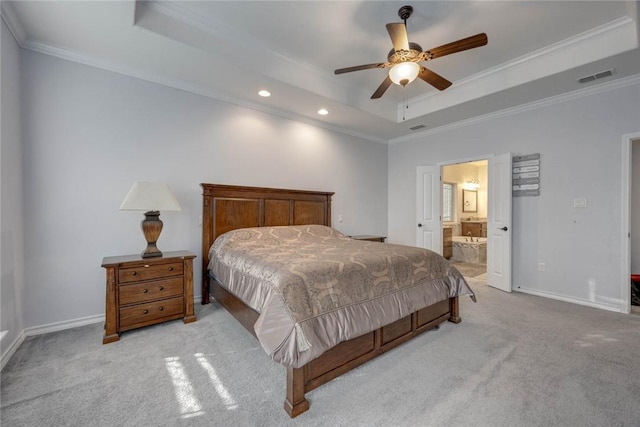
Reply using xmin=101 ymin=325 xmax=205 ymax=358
xmin=487 ymin=153 xmax=512 ymax=292
xmin=416 ymin=166 xmax=442 ymax=253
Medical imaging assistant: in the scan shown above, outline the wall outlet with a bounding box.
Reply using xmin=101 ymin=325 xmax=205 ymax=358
xmin=573 ymin=198 xmax=587 ymax=208
xmin=538 ymin=262 xmax=545 ymax=272
xmin=338 ymin=214 xmax=343 ymax=223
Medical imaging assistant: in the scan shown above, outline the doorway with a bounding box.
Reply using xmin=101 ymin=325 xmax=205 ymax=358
xmin=443 ymin=160 xmax=489 ymax=282
xmin=630 ymin=137 xmax=640 ymax=314
xmin=622 ymin=132 xmax=640 ymax=315
xmin=417 ymin=153 xmax=512 ymax=292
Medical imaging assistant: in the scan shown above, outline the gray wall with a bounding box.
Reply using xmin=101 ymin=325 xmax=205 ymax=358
xmin=1 ymin=19 xmax=26 ymax=364
xmin=18 ymin=49 xmax=388 ymax=329
xmin=389 ymin=82 xmax=640 ymax=311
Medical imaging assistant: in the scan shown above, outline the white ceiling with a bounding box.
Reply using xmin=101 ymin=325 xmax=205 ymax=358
xmin=3 ymin=1 xmax=639 ymax=143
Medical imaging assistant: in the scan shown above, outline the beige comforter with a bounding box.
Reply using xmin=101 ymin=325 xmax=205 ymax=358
xmin=208 ymin=225 xmax=475 ymax=368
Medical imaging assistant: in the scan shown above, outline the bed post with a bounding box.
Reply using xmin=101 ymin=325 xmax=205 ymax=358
xmin=448 ymin=296 xmax=461 ymax=323
xmin=202 ymin=274 xmax=210 ymax=305
xmin=284 ymin=366 xmax=309 ymax=418
xmin=201 ymin=189 xmax=212 ymax=304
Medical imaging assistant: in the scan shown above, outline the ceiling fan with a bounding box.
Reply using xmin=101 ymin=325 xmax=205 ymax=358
xmin=334 ymin=5 xmax=488 ymax=99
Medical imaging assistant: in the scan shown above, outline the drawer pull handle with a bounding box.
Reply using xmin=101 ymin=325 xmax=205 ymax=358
xmin=143 ymin=309 xmax=149 ymax=314
xmin=168 ymin=267 xmax=174 ymax=271
xmin=144 ymin=265 xmax=150 ymax=268
xmin=159 ymin=306 xmax=164 ymax=312
xmin=131 ymin=272 xmax=137 ymax=276
xmin=159 ymin=286 xmax=164 ymax=291
xmin=143 ymin=289 xmax=148 ymax=293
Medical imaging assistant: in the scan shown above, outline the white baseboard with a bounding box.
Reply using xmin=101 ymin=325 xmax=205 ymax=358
xmin=25 ymin=314 xmax=105 ymax=337
xmin=515 ymin=286 xmax=623 ymax=313
xmin=1 ymin=330 xmax=26 ymax=371
xmin=2 ymin=315 xmax=104 ymax=371
xmin=1 ymin=295 xmax=203 ymax=370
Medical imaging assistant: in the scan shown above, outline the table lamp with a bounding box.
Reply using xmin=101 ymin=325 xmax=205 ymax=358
xmin=120 ymin=181 xmax=181 ymax=258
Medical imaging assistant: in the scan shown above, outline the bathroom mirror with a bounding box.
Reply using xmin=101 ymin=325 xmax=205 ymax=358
xmin=462 ymin=189 xmax=477 ymax=213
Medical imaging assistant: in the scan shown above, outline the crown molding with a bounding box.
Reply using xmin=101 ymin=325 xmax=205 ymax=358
xmin=11 ymin=1 xmax=639 ymax=147
xmin=20 ymin=35 xmax=640 ymax=147
xmin=22 ymin=39 xmax=386 ymax=145
xmin=0 ymin=1 xmax=26 ymax=47
xmin=400 ymin=16 xmax=637 ymax=122
xmin=389 ymin=72 xmax=640 ymax=144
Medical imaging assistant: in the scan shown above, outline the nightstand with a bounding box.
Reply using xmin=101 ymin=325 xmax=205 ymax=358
xmin=350 ymin=235 xmax=386 ymax=242
xmin=101 ymin=250 xmax=196 ymax=344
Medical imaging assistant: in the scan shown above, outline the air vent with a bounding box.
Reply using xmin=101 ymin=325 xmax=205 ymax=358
xmin=578 ymin=68 xmax=614 ymax=84
xmin=409 ymin=124 xmax=427 ymax=131
xmin=578 ymin=75 xmax=596 ymax=84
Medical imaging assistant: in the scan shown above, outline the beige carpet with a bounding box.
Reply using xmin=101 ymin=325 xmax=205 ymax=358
xmin=3 ymin=278 xmax=640 ymax=426
xmin=450 ymin=261 xmax=487 ymax=279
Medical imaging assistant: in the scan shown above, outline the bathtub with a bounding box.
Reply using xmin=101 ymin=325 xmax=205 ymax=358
xmin=451 ymin=236 xmax=487 ymax=264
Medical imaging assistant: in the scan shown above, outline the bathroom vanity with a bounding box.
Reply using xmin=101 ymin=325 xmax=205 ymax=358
xmin=461 ymin=221 xmax=487 ymax=238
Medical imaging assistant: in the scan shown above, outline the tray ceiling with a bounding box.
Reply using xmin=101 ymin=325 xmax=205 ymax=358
xmin=3 ymin=1 xmax=639 ymax=143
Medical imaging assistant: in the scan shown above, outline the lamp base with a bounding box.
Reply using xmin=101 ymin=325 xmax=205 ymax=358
xmin=141 ymin=211 xmax=163 ymax=258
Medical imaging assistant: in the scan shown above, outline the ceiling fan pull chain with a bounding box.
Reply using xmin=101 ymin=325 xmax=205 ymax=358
xmin=403 ymin=86 xmax=408 ymax=121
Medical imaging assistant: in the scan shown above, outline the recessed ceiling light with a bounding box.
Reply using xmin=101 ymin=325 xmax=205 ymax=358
xmin=258 ymin=90 xmax=271 ymax=97
xmin=318 ymin=108 xmax=329 ymax=116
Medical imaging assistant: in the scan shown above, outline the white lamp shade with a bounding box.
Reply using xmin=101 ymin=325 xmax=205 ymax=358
xmin=389 ymin=62 xmax=420 ymax=86
xmin=120 ymin=181 xmax=181 ymax=212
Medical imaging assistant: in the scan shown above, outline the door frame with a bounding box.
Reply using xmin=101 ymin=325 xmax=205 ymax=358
xmin=435 ymin=153 xmax=513 ymax=292
xmin=621 ymin=132 xmax=640 ymax=314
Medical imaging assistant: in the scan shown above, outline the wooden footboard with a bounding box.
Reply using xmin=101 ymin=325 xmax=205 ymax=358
xmin=209 ymin=274 xmax=457 ymax=418
xmin=284 ymin=294 xmax=457 ymax=417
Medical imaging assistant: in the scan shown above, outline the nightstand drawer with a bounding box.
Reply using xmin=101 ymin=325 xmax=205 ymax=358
xmin=119 ymin=277 xmax=184 ymax=306
xmin=119 ymin=297 xmax=184 ymax=329
xmin=119 ymin=262 xmax=183 ymax=283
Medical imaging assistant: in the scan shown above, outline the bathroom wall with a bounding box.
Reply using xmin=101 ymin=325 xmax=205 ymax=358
xmin=477 ymin=163 xmax=488 ymax=219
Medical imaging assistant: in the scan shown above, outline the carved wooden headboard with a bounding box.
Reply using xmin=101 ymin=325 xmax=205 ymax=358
xmin=200 ymin=184 xmax=334 ymax=303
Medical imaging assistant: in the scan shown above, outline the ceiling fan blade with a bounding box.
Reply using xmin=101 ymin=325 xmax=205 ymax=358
xmin=386 ymin=23 xmax=409 ymax=51
xmin=371 ymin=76 xmax=393 ymax=99
xmin=418 ymin=66 xmax=452 ymax=91
xmin=425 ymin=33 xmax=488 ymax=60
xmin=335 ymin=63 xmax=386 ymax=74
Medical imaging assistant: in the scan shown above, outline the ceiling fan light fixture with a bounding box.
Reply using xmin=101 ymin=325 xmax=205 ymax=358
xmin=389 ymin=62 xmax=420 ymax=86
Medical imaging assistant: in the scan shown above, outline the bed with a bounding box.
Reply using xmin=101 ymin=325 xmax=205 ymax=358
xmin=201 ymin=183 xmax=474 ymax=418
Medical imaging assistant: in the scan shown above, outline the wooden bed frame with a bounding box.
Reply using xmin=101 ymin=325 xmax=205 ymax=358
xmin=201 ymin=183 xmax=461 ymax=418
